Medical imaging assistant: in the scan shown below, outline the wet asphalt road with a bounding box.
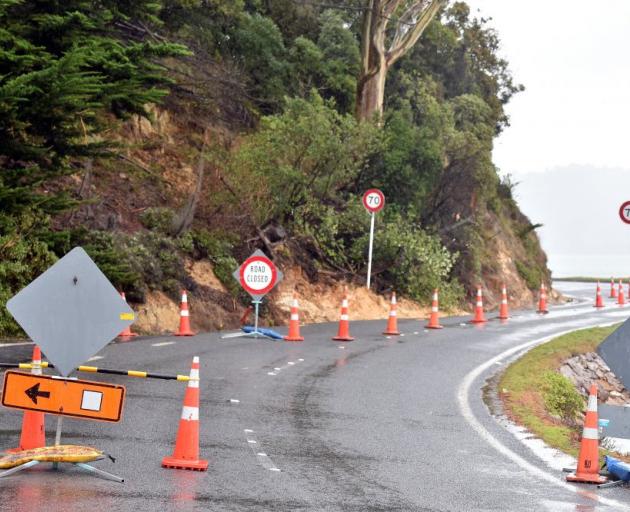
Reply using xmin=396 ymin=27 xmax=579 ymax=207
xmin=0 ymin=282 xmax=628 ymax=511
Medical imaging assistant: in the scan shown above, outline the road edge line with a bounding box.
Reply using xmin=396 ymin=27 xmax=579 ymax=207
xmin=457 ymin=321 xmax=629 ymax=510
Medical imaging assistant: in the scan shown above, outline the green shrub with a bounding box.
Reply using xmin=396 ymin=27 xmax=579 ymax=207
xmin=139 ymin=207 xmax=176 ymax=234
xmin=542 ymin=372 xmax=584 ymax=422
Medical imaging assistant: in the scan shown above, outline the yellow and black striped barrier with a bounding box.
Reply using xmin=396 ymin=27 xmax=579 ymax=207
xmin=0 ymin=362 xmax=195 ymax=382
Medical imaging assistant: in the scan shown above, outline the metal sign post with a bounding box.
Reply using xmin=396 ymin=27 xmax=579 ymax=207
xmin=362 ymin=189 xmax=385 ymax=289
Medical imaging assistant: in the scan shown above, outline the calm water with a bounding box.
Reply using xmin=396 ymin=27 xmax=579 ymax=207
xmin=549 ymin=254 xmax=630 ymax=278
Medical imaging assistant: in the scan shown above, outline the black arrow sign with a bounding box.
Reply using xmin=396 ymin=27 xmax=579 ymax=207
xmin=25 ymin=383 xmax=50 ymax=404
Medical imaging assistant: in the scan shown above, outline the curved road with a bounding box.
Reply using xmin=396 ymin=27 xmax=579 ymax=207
xmin=0 ymin=282 xmax=628 ymax=511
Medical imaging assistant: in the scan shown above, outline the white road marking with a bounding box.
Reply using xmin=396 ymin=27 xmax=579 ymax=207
xmin=244 ymin=429 xmax=280 ymax=472
xmin=413 ymin=331 xmax=419 ymax=335
xmin=457 ymin=320 xmax=629 ymax=510
xmin=152 ymin=341 xmax=175 ymax=347
xmin=266 ymin=358 xmax=304 ymax=376
xmin=87 ymin=355 xmax=104 ymax=362
xmin=229 ymin=399 xmax=240 ymax=404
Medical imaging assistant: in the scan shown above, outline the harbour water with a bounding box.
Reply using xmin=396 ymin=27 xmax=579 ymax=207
xmin=549 ymin=254 xmax=630 ymax=278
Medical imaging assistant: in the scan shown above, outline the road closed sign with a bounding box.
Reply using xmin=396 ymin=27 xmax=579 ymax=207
xmin=233 ymin=249 xmax=283 ymax=301
xmin=619 ymin=201 xmax=630 ymax=224
xmin=362 ymin=189 xmax=385 ymax=213
xmin=2 ymin=371 xmax=125 ymax=422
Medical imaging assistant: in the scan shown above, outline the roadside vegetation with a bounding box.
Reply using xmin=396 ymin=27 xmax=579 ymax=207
xmin=0 ymin=1 xmax=549 ymax=334
xmin=499 ymin=325 xmax=629 ymax=461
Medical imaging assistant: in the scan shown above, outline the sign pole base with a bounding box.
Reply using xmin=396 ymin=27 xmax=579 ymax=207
xmin=0 ymin=459 xmax=123 ymax=482
xmin=220 ymin=300 xmax=275 ymax=340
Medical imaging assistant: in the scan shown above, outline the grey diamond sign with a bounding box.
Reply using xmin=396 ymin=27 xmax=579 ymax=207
xmin=6 ymin=247 xmax=134 ymax=376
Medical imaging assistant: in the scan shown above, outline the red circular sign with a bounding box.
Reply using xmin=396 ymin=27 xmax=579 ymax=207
xmin=239 ymin=255 xmax=278 ymax=296
xmin=620 ymin=201 xmax=630 ymax=224
xmin=362 ymin=189 xmax=385 ymax=213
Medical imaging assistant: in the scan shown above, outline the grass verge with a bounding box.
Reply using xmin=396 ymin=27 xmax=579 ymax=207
xmin=499 ymin=325 xmax=624 ymax=459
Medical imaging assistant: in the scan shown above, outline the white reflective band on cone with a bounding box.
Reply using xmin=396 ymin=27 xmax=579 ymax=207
xmin=181 ymin=406 xmax=199 ymax=421
xmin=340 ymin=314 xmax=349 ymax=321
xmin=188 ymin=379 xmax=199 ymax=388
xmin=342 ymin=299 xmax=348 ymax=308
xmin=180 ymin=310 xmax=189 ymax=317
xmin=501 ymin=299 xmax=507 ymax=304
xmin=182 ymin=294 xmax=188 ymax=303
xmin=292 ymin=300 xmax=299 ymax=307
xmin=477 ymin=290 xmax=482 ymax=296
xmin=433 ymin=294 xmax=438 ymax=301
xmin=190 ymin=368 xmax=199 ymax=379
xmin=476 ymin=302 xmax=483 ymax=307
xmin=392 ymin=297 xmax=397 ymax=305
xmin=390 ymin=311 xmax=397 ymax=317
xmin=582 ymin=427 xmax=599 ymax=440
xmin=587 ymin=394 xmax=598 ymax=412
xmin=291 ymin=314 xmax=299 ymax=320
xmin=432 ymin=307 xmax=438 ymax=313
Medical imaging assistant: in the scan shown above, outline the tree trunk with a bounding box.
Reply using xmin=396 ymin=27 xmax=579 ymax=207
xmin=356 ymin=59 xmax=387 ymax=122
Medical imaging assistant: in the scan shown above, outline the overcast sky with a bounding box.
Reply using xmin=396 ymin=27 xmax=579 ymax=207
xmin=463 ymin=1 xmax=630 ymax=276
xmin=466 ymin=0 xmax=630 ymax=176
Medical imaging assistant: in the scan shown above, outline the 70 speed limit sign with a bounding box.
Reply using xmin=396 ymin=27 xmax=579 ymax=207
xmin=362 ymin=189 xmax=385 ymax=213
xmin=620 ymin=201 xmax=630 ymax=224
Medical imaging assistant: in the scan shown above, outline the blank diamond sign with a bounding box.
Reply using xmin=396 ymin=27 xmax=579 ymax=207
xmin=6 ymin=247 xmax=134 ymax=377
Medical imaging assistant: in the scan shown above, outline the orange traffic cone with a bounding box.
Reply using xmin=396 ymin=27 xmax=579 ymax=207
xmin=537 ymin=282 xmax=549 ymax=314
xmin=118 ymin=292 xmax=138 ymax=338
xmin=566 ymin=384 xmax=607 ymax=484
xmin=610 ymin=278 xmax=617 ymax=299
xmin=162 ymin=356 xmax=208 ymax=471
xmin=284 ymin=292 xmax=304 ymax=342
xmin=594 ymin=282 xmax=604 ymax=308
xmin=332 ymin=288 xmax=354 ymax=341
xmin=174 ymin=290 xmax=195 ymax=336
xmin=9 ymin=346 xmax=45 ymax=452
xmin=426 ymin=289 xmax=443 ymax=329
xmin=469 ymin=286 xmax=487 ymax=324
xmin=383 ymin=292 xmax=400 ymax=335
xmin=617 ymin=280 xmax=625 ymax=306
xmin=498 ymin=284 xmax=509 ymax=320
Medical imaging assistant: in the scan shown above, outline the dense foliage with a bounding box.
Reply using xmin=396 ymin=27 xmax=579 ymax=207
xmin=0 ymin=0 xmax=546 ymax=334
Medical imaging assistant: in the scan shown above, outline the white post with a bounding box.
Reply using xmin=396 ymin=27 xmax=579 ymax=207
xmin=367 ymin=212 xmax=375 ymax=289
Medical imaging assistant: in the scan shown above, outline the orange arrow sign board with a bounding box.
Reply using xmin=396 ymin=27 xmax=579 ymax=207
xmin=2 ymin=371 xmax=125 ymax=422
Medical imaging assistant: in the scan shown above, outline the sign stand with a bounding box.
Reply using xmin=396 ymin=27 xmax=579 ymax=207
xmin=0 ymin=401 xmax=123 ymax=483
xmin=362 ymin=189 xmax=385 ymax=289
xmin=0 ymin=247 xmax=134 ymax=483
xmin=221 ymin=250 xmax=283 ymax=340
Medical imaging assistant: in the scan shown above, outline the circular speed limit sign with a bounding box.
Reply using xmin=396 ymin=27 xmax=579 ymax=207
xmin=362 ymin=189 xmax=385 ymax=213
xmin=239 ymin=255 xmax=278 ymax=296
xmin=620 ymin=201 xmax=630 ymax=224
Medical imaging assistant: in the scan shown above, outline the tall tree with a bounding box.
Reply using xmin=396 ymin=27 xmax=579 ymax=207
xmin=356 ymin=0 xmax=445 ymax=121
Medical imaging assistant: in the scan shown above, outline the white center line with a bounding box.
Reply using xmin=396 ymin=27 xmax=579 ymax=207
xmin=244 ymin=429 xmax=280 ymax=472
xmin=152 ymin=341 xmax=176 ymax=347
xmin=87 ymin=356 xmax=104 ymax=362
xmin=266 ymin=358 xmax=304 ymax=376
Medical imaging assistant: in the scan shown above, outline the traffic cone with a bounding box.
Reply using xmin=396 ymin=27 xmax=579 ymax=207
xmin=174 ymin=290 xmax=195 ymax=336
xmin=617 ymin=280 xmax=625 ymax=306
xmin=498 ymin=284 xmax=509 ymax=320
xmin=162 ymin=356 xmax=208 ymax=471
xmin=383 ymin=292 xmax=400 ymax=335
xmin=566 ymin=384 xmax=607 ymax=484
xmin=332 ymin=288 xmax=354 ymax=341
xmin=610 ymin=278 xmax=617 ymax=299
xmin=469 ymin=286 xmax=487 ymax=324
xmin=426 ymin=289 xmax=443 ymax=329
xmin=537 ymin=282 xmax=549 ymax=314
xmin=593 ymin=282 xmax=604 ymax=308
xmin=9 ymin=346 xmax=45 ymax=452
xmin=118 ymin=292 xmax=138 ymax=338
xmin=284 ymin=292 xmax=304 ymax=342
